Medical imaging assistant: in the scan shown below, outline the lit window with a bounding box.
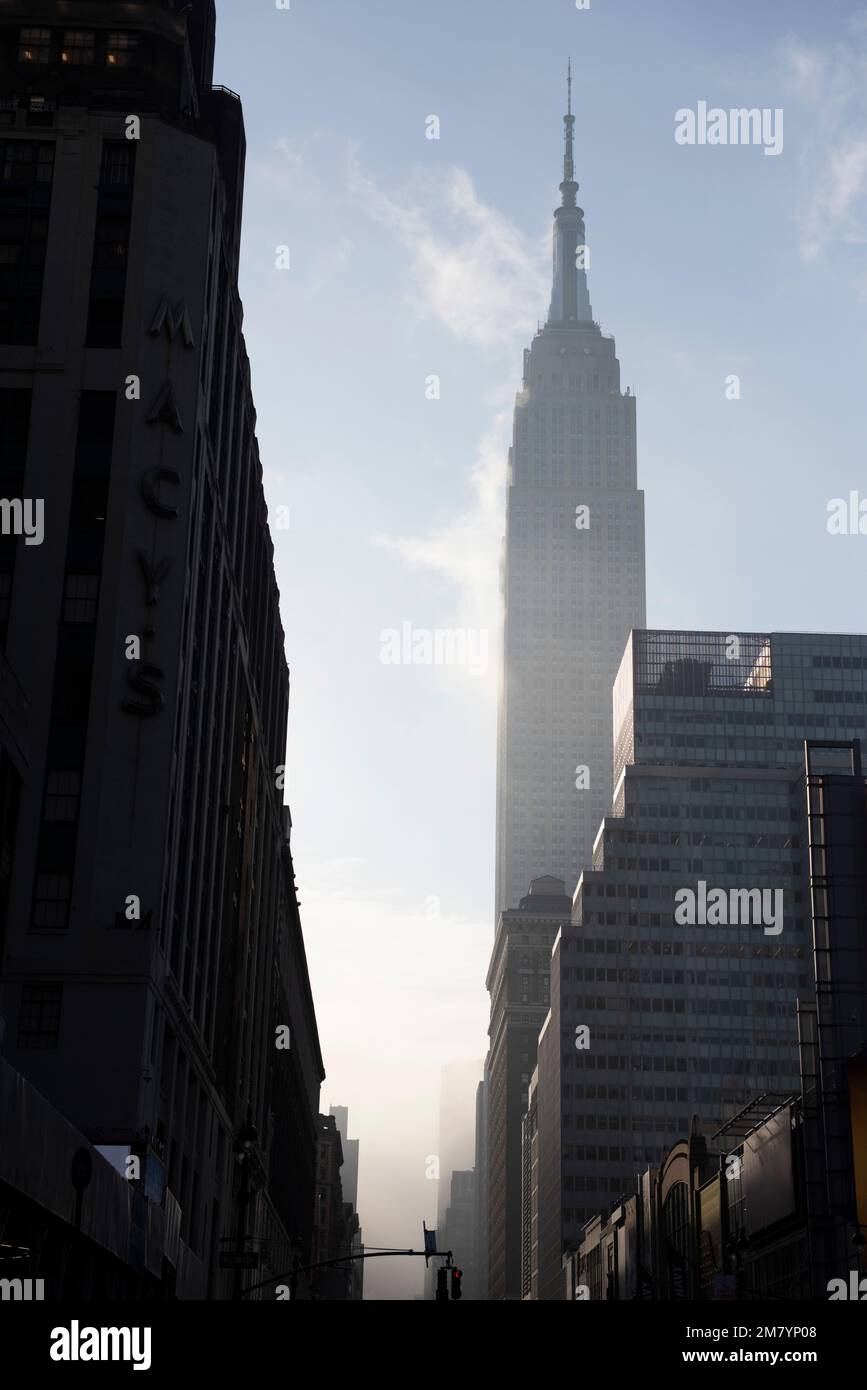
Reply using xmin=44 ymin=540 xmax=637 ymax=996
xmin=63 ymin=573 xmax=99 ymax=623
xmin=33 ymin=874 xmax=72 ymax=929
xmin=61 ymin=31 xmax=95 ymax=66
xmin=18 ymin=984 xmax=62 ymax=1048
xmin=44 ymin=770 xmax=81 ymax=823
xmin=106 ymin=32 xmax=139 ymax=68
xmin=18 ymin=28 xmax=51 ymax=64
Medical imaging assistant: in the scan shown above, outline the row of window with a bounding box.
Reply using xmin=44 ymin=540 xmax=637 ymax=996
xmin=814 ymin=688 xmax=867 ymax=704
xmin=566 ymin=1098 xmax=690 ymax=1119
xmin=563 ymin=936 xmax=806 ymax=958
xmin=558 ymin=1053 xmax=781 ymax=1086
xmin=18 ymin=27 xmax=139 ymax=69
xmin=565 ymin=1127 xmax=689 ymax=1155
xmin=0 ymin=140 xmax=54 ymax=344
xmin=811 ymin=653 xmax=867 ymax=668
xmin=562 ymin=994 xmax=798 ymax=1019
xmin=565 ymin=967 xmax=805 ymax=989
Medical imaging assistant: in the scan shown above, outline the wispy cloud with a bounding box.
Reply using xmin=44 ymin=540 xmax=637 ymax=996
xmin=348 ymin=154 xmax=546 ymax=345
xmin=370 ymin=406 xmax=510 ymax=691
xmin=782 ymin=27 xmax=867 ymax=262
xmin=349 ymin=156 xmax=547 ymax=679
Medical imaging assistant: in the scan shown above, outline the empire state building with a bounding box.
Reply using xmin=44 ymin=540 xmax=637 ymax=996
xmin=494 ymin=72 xmax=647 ymax=917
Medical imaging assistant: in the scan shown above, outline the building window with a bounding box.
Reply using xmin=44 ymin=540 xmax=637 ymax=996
xmin=32 ymin=873 xmax=71 ymax=928
xmin=25 ymin=96 xmax=55 ymax=129
xmin=63 ymin=573 xmax=100 ymax=623
xmin=18 ymin=28 xmax=52 ymax=64
xmin=2 ymin=141 xmax=55 ymax=187
xmin=91 ymin=222 xmax=129 ymax=270
xmin=61 ymin=31 xmax=95 ymax=66
xmin=0 ymin=148 xmax=53 ymax=345
xmin=18 ymin=984 xmax=62 ymax=1048
xmin=99 ymin=141 xmax=135 ymax=187
xmin=106 ymin=33 xmax=139 ymax=68
xmin=43 ymin=770 xmax=81 ymax=822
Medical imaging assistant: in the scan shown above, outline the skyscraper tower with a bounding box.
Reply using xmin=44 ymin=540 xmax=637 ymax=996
xmin=494 ymin=69 xmax=646 ymax=919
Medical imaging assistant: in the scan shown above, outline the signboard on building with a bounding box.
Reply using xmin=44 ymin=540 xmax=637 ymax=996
xmin=743 ymin=1107 xmax=795 ymax=1236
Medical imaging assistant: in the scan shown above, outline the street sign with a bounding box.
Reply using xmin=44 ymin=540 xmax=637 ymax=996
xmin=219 ymin=1251 xmax=260 ymax=1270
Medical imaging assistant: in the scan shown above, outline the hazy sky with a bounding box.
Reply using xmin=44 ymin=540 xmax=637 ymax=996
xmin=211 ymin=0 xmax=867 ymax=1297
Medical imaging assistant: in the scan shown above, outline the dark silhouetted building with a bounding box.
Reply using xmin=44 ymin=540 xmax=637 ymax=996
xmin=801 ymin=737 xmax=867 ymax=1295
xmin=330 ymin=1104 xmax=359 ymax=1211
xmin=520 ymin=1065 xmax=539 ymax=1299
xmin=0 ymin=0 xmax=324 ymax=1299
xmin=548 ymin=739 xmax=867 ymax=1304
xmin=329 ymin=1103 xmax=363 ymax=1299
xmin=311 ymin=1113 xmax=355 ymax=1300
xmin=439 ymin=1168 xmax=478 ymax=1298
xmin=473 ymin=1075 xmax=488 ymax=1298
xmin=486 ymin=874 xmax=570 ymax=1298
xmin=0 ymin=648 xmax=27 ymax=975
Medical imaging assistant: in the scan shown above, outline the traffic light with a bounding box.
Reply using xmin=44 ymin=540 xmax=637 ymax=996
xmin=435 ymin=1267 xmax=449 ymax=1302
xmin=450 ymin=1267 xmax=463 ymax=1300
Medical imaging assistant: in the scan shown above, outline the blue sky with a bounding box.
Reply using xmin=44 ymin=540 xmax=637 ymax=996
xmin=212 ymin=0 xmax=867 ymax=1297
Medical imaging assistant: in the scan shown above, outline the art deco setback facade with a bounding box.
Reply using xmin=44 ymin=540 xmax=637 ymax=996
xmin=494 ymin=78 xmax=646 ymax=921
xmin=0 ymin=0 xmax=323 ymax=1297
xmin=534 ymin=630 xmax=867 ymax=1300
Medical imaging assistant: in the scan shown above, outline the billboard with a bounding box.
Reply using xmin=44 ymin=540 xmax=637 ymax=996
xmin=743 ymin=1107 xmax=796 ymax=1236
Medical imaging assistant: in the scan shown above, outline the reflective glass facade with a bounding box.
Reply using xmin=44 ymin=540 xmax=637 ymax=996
xmin=535 ymin=629 xmax=867 ymax=1299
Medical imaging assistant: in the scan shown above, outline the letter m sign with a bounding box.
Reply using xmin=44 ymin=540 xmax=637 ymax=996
xmin=149 ymin=297 xmax=195 ymax=349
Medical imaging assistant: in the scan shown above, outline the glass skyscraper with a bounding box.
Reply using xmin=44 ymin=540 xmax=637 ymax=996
xmin=534 ymin=629 xmax=867 ymax=1299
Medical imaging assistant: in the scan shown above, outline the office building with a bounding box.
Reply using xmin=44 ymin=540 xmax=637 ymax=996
xmin=439 ymin=1168 xmax=478 ymax=1298
xmin=801 ymin=737 xmax=867 ymax=1295
xmin=473 ymin=1075 xmax=488 ymax=1298
xmin=311 ymin=1112 xmax=361 ymax=1301
xmin=486 ymin=874 xmax=570 ymax=1298
xmin=329 ymin=1103 xmax=363 ymax=1299
xmin=330 ymin=1104 xmax=359 ymax=1212
xmin=534 ymin=629 xmax=867 ymax=1298
xmin=520 ymin=1066 xmax=539 ymax=1300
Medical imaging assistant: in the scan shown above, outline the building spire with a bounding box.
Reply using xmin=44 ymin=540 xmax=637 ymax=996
xmin=548 ymin=62 xmax=593 ymax=325
xmin=561 ymin=59 xmax=577 ymax=207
